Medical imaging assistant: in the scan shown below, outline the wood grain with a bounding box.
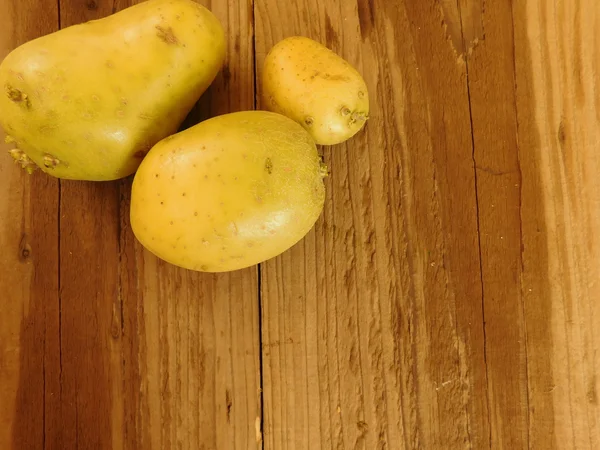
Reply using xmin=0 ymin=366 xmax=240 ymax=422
xmin=57 ymin=6 xmax=125 ymax=446
xmin=1 ymin=0 xmax=600 ymax=448
xmin=254 ymin=0 xmax=488 ymax=448
xmin=115 ymin=1 xmax=262 ymax=448
xmin=463 ymin=1 xmax=529 ymax=447
xmin=0 ymin=0 xmax=260 ymax=449
xmin=514 ymin=0 xmax=600 ymax=448
xmin=0 ymin=1 xmax=60 ymax=449
xmin=255 ymin=0 xmax=600 ymax=448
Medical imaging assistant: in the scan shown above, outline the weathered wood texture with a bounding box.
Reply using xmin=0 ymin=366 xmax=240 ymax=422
xmin=514 ymin=1 xmax=600 ymax=448
xmin=0 ymin=1 xmax=60 ymax=449
xmin=254 ymin=0 xmax=488 ymax=448
xmin=1 ymin=0 xmax=260 ymax=449
xmin=1 ymin=0 xmax=599 ymax=449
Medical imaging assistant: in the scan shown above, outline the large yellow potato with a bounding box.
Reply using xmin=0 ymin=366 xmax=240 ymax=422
xmin=262 ymin=36 xmax=369 ymax=146
xmin=130 ymin=111 xmax=327 ymax=272
xmin=0 ymin=0 xmax=225 ymax=180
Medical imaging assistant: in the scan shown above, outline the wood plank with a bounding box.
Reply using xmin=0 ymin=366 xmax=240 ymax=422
xmin=55 ymin=2 xmax=142 ymax=447
xmin=254 ymin=0 xmax=489 ymax=448
xmin=119 ymin=0 xmax=262 ymax=447
xmin=57 ymin=0 xmax=261 ymax=449
xmin=513 ymin=0 xmax=600 ymax=448
xmin=460 ymin=1 xmax=529 ymax=447
xmin=1 ymin=0 xmax=260 ymax=448
xmin=0 ymin=1 xmax=60 ymax=449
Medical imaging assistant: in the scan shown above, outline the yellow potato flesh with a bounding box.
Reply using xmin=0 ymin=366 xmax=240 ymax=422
xmin=262 ymin=36 xmax=369 ymax=146
xmin=0 ymin=0 xmax=225 ymax=180
xmin=130 ymin=111 xmax=326 ymax=272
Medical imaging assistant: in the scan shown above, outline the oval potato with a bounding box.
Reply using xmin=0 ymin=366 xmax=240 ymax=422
xmin=130 ymin=111 xmax=327 ymax=272
xmin=262 ymin=36 xmax=369 ymax=146
xmin=0 ymin=0 xmax=225 ymax=180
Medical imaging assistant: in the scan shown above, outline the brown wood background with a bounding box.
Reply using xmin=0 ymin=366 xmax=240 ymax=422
xmin=1 ymin=0 xmax=599 ymax=449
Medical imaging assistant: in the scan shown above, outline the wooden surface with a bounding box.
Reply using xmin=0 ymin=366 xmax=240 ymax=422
xmin=1 ymin=0 xmax=599 ymax=449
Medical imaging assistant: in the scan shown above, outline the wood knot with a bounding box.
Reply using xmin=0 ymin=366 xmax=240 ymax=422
xmin=226 ymin=390 xmax=232 ymax=423
xmin=221 ymin=64 xmax=232 ymax=85
xmin=558 ymin=120 xmax=566 ymax=147
xmin=19 ymin=234 xmax=32 ymax=263
xmin=357 ymin=420 xmax=369 ymax=435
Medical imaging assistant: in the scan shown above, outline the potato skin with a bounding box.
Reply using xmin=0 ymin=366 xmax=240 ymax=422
xmin=262 ymin=36 xmax=369 ymax=146
xmin=130 ymin=111 xmax=326 ymax=272
xmin=0 ymin=0 xmax=225 ymax=180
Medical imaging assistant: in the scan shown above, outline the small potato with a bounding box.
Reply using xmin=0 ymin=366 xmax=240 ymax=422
xmin=262 ymin=36 xmax=369 ymax=145
xmin=130 ymin=111 xmax=327 ymax=272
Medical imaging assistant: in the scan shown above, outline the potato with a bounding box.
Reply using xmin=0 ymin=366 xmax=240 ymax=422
xmin=130 ymin=111 xmax=327 ymax=272
xmin=262 ymin=36 xmax=369 ymax=146
xmin=0 ymin=0 xmax=225 ymax=180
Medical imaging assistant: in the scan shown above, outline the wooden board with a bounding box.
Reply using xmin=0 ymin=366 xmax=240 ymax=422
xmin=1 ymin=0 xmax=599 ymax=448
xmin=514 ymin=1 xmax=600 ymax=448
xmin=254 ymin=0 xmax=600 ymax=448
xmin=254 ymin=0 xmax=489 ymax=447
xmin=463 ymin=1 xmax=529 ymax=447
xmin=0 ymin=1 xmax=260 ymax=449
xmin=0 ymin=1 xmax=60 ymax=448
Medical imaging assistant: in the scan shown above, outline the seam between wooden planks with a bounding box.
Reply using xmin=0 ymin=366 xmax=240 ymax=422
xmin=251 ymin=0 xmax=265 ymax=446
xmin=456 ymin=0 xmax=492 ymax=448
